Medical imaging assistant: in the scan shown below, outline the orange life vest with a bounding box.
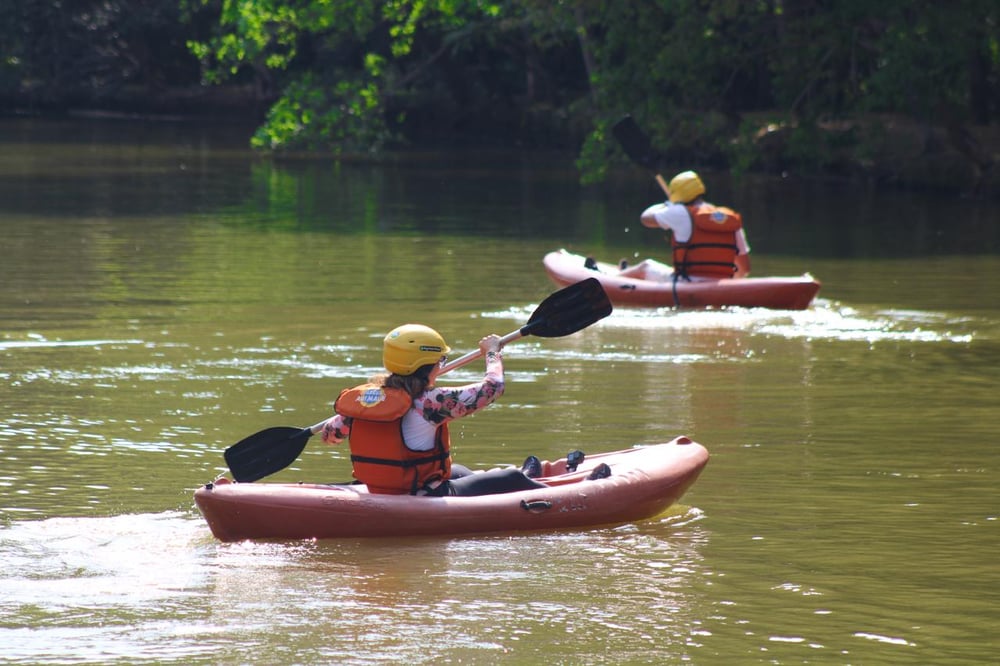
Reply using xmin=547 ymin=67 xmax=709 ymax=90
xmin=671 ymin=202 xmax=743 ymax=278
xmin=335 ymin=383 xmax=452 ymax=495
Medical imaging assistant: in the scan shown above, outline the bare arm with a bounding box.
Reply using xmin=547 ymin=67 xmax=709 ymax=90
xmin=734 ymin=253 xmax=751 ymax=278
xmin=640 ymin=203 xmax=668 ymax=229
xmin=734 ymin=228 xmax=751 ymax=277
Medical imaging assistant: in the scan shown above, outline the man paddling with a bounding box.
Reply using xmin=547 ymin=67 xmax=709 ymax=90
xmin=619 ymin=170 xmax=752 ymax=281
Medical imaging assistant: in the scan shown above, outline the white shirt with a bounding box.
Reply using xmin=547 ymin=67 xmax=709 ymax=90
xmin=642 ymin=201 xmax=750 ymax=253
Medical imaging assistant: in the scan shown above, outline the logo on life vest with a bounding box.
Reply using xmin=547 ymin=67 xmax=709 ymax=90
xmin=710 ymin=210 xmax=728 ymax=225
xmin=357 ymin=387 xmax=387 ymax=407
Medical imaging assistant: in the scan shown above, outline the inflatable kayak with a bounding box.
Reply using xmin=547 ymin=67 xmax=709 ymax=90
xmin=544 ymin=249 xmax=820 ymax=310
xmin=194 ymin=437 xmax=709 ymax=541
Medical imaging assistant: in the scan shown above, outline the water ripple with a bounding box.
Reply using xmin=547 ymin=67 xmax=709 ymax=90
xmin=489 ymin=299 xmax=981 ymax=344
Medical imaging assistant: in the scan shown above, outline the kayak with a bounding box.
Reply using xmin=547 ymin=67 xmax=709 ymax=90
xmin=543 ymin=249 xmax=820 ymax=310
xmin=193 ymin=437 xmax=709 ymax=541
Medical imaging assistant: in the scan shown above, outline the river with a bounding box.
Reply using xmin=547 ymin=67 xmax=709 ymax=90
xmin=1 ymin=117 xmax=998 ymax=664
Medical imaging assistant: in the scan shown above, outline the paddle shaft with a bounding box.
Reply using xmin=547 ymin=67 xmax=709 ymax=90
xmin=439 ymin=328 xmax=525 ymax=374
xmin=612 ymin=115 xmax=671 ymax=197
xmin=654 ymin=174 xmax=670 ymax=197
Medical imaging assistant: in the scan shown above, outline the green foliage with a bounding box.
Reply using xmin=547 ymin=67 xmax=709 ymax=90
xmin=250 ymin=71 xmax=390 ymax=152
xmin=856 ymin=3 xmax=986 ymax=118
xmin=1 ymin=0 xmax=204 ymax=108
xmin=186 ymin=0 xmax=526 ymax=151
xmin=188 ymin=0 xmax=374 ymax=80
xmin=2 ymin=0 xmax=997 ymax=182
xmin=578 ymin=0 xmax=998 ymax=180
xmin=575 ymin=118 xmax=611 ymax=186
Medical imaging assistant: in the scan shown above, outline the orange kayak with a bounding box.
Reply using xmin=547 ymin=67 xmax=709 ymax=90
xmin=194 ymin=437 xmax=709 ymax=541
xmin=544 ymin=249 xmax=820 ymax=310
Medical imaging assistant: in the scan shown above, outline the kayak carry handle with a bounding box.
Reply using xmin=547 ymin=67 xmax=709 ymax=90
xmin=520 ymin=499 xmax=552 ymax=513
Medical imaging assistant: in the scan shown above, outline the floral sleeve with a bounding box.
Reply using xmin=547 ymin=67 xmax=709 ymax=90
xmin=417 ymin=352 xmax=505 ymax=425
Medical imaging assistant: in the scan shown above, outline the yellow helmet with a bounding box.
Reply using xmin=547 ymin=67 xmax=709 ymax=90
xmin=668 ymin=170 xmax=706 ymax=203
xmin=382 ymin=324 xmax=451 ymax=375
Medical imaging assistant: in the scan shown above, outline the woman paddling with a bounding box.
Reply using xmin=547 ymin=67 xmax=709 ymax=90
xmin=319 ymin=324 xmax=582 ymax=496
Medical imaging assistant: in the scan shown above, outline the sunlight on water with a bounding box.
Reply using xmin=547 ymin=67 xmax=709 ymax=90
xmin=0 ymin=508 xmax=714 ymax=664
xmin=0 ymin=338 xmax=144 ymax=350
xmin=0 ymin=512 xmax=211 ymax=662
xmin=491 ymin=298 xmax=979 ymax=345
xmin=854 ymin=632 xmax=917 ymax=647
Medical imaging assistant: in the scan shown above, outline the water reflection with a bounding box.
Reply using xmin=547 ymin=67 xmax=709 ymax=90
xmin=0 ymin=508 xmax=711 ymax=664
xmin=202 ymin=513 xmax=710 ymax=662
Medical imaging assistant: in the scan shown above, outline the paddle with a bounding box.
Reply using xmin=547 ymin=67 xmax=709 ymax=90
xmin=223 ymin=278 xmax=613 ymax=482
xmin=612 ymin=114 xmax=671 ymax=197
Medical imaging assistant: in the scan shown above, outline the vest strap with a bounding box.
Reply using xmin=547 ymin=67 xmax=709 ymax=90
xmin=350 ymin=451 xmax=449 ymax=468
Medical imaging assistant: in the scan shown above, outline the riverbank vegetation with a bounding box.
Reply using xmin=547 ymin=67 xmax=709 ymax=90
xmin=2 ymin=1 xmax=997 ymax=196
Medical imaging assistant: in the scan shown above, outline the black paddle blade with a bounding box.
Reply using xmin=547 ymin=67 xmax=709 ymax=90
xmin=522 ymin=278 xmax=612 ymax=338
xmin=612 ymin=115 xmax=662 ymax=172
xmin=224 ymin=426 xmax=314 ymax=482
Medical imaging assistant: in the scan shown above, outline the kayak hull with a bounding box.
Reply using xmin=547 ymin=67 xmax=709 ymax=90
xmin=194 ymin=437 xmax=709 ymax=541
xmin=544 ymin=249 xmax=820 ymax=310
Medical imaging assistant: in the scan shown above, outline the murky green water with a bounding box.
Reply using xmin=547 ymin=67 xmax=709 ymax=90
xmin=1 ymin=118 xmax=998 ymax=664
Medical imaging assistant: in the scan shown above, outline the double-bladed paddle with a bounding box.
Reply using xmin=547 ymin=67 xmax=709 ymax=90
xmin=222 ymin=278 xmax=613 ymax=482
xmin=612 ymin=114 xmax=671 ymax=197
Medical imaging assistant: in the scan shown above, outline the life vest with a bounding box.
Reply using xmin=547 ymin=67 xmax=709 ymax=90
xmin=671 ymin=202 xmax=743 ymax=278
xmin=335 ymin=383 xmax=452 ymax=495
